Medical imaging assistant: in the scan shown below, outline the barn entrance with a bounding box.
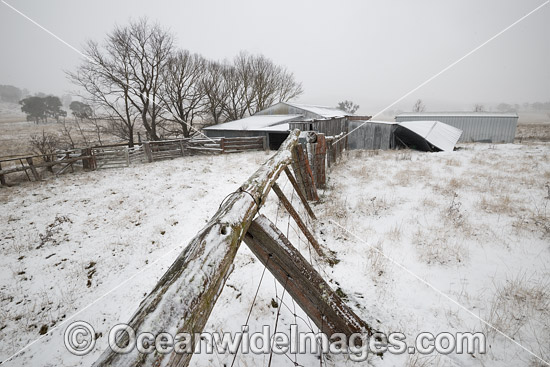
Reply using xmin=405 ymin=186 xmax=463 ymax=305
xmin=267 ymin=132 xmax=290 ymax=150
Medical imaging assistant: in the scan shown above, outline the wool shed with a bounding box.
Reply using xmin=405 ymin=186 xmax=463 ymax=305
xmin=203 ymin=103 xmax=351 ymax=149
xmin=395 ymin=112 xmax=518 ymax=143
xmin=202 ymin=114 xmax=301 ymax=150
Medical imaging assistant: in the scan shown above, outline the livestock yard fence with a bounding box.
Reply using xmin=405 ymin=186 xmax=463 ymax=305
xmin=90 ymin=130 xmax=372 ymax=367
xmin=0 ymin=136 xmax=266 ymax=186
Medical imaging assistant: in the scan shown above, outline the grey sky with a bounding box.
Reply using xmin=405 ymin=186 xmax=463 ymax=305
xmin=0 ymin=0 xmax=548 ymax=114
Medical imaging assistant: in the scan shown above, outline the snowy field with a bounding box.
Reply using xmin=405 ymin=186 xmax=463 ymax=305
xmin=0 ymin=143 xmax=549 ymax=366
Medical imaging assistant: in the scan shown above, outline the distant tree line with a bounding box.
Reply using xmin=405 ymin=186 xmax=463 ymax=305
xmin=19 ymin=95 xmax=67 ymax=123
xmin=0 ymin=85 xmax=25 ymax=103
xmin=68 ymin=18 xmax=303 ymax=146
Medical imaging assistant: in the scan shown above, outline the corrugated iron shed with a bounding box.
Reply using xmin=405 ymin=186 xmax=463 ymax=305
xmin=395 ymin=112 xmax=518 ymax=143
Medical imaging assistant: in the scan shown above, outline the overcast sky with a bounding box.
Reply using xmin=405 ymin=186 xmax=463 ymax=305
xmin=0 ymin=0 xmax=548 ymax=114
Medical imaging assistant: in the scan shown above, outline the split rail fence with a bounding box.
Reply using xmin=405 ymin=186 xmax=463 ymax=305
xmin=92 ymin=129 xmax=377 ymax=367
xmin=0 ymin=136 xmax=266 ymax=186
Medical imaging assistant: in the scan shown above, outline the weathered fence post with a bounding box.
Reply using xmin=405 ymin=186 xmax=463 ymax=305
xmin=25 ymin=157 xmax=41 ymax=181
xmin=179 ymin=140 xmax=186 ymax=157
xmin=284 ymin=167 xmax=316 ymax=219
xmin=262 ymin=136 xmax=268 ymax=150
xmin=93 ymin=130 xmax=300 ymax=367
xmin=271 ymin=182 xmax=325 ymax=258
xmin=0 ymin=162 xmax=6 ymax=186
xmin=244 ymin=215 xmax=377 ymax=338
xmin=220 ymin=137 xmax=226 ymax=153
xmin=124 ymin=147 xmax=130 ymax=167
xmin=314 ymin=133 xmax=327 ymax=189
xmin=291 ymin=144 xmax=319 ymax=201
xmin=143 ymin=142 xmax=153 ymax=163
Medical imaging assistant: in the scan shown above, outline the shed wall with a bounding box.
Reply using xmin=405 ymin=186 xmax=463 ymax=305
xmin=203 ymin=129 xmax=287 ymax=150
xmin=289 ymin=117 xmax=348 ymax=137
xmin=347 ymin=121 xmax=395 ymax=150
xmin=395 ymin=115 xmax=517 ymax=143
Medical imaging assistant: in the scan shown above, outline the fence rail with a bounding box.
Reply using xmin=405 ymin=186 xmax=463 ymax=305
xmin=92 ymin=130 xmax=372 ymax=367
xmin=0 ymin=136 xmax=267 ymax=186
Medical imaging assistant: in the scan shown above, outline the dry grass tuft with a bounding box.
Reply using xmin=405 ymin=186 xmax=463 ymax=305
xmin=478 ymin=195 xmax=516 ymax=215
xmin=413 ymin=227 xmax=469 ymax=265
xmin=445 ymin=158 xmax=462 ymax=167
xmin=356 ymin=196 xmax=392 ymax=217
xmin=386 ymin=222 xmax=402 ymax=242
xmin=483 ymin=274 xmax=550 ymax=357
xmin=365 ymin=240 xmax=388 ymax=281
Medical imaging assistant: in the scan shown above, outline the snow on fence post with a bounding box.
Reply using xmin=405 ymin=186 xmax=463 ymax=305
xmin=93 ymin=130 xmax=300 ymax=367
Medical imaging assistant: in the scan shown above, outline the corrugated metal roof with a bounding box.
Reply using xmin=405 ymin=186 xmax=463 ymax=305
xmin=396 ymin=112 xmax=518 ymax=118
xmin=283 ymin=102 xmax=349 ymax=118
xmin=397 ymin=120 xmax=462 ymax=152
xmin=203 ymin=114 xmax=300 ymax=132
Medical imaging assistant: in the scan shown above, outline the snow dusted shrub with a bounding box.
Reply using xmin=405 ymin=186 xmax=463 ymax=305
xmin=412 ymin=227 xmax=469 ymax=266
xmin=356 ymin=195 xmax=391 ymax=217
xmin=37 ymin=215 xmax=72 ymax=249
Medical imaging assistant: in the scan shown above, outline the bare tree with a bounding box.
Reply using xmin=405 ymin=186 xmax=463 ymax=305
xmin=473 ymin=104 xmax=485 ymax=112
xmin=201 ymin=61 xmax=228 ymax=125
xmin=124 ymin=19 xmax=174 ymax=140
xmin=68 ymin=18 xmax=174 ymax=145
xmin=221 ymin=52 xmax=254 ymax=122
xmin=213 ymin=52 xmax=303 ymax=123
xmin=161 ymin=50 xmax=207 ymax=137
xmin=251 ymin=54 xmax=303 ymax=113
xmin=336 ymin=100 xmax=359 ymax=114
xmin=30 ymin=130 xmax=60 ymax=171
xmin=412 ymin=99 xmax=426 ymax=113
xmin=68 ymin=38 xmax=139 ymax=146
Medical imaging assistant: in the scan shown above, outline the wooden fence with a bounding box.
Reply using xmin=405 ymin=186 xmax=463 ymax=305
xmin=93 ymin=130 xmax=377 ymax=367
xmin=0 ymin=136 xmax=267 ymax=186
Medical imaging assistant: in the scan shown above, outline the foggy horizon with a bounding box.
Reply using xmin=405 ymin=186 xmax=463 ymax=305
xmin=1 ymin=0 xmax=549 ymax=115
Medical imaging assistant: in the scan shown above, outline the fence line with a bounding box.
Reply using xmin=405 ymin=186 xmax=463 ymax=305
xmin=93 ymin=129 xmax=374 ymax=367
xmin=0 ymin=136 xmax=267 ymax=186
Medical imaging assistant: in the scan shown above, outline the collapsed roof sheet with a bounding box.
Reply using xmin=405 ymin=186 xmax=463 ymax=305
xmin=396 ymin=120 xmax=463 ymax=152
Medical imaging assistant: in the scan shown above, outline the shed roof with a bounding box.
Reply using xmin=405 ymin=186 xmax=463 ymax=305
xmin=284 ymin=102 xmax=349 ymax=118
xmin=396 ymin=112 xmax=518 ymax=118
xmin=203 ymin=114 xmax=300 ymax=132
xmin=397 ymin=120 xmax=463 ymax=152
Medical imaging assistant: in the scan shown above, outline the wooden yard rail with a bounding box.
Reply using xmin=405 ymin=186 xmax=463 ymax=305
xmin=93 ymin=129 xmax=378 ymax=367
xmin=0 ymin=150 xmax=93 ymax=185
xmin=0 ymin=136 xmax=267 ymax=186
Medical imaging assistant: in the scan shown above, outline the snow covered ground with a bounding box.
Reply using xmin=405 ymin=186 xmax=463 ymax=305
xmin=0 ymin=143 xmax=549 ymax=367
